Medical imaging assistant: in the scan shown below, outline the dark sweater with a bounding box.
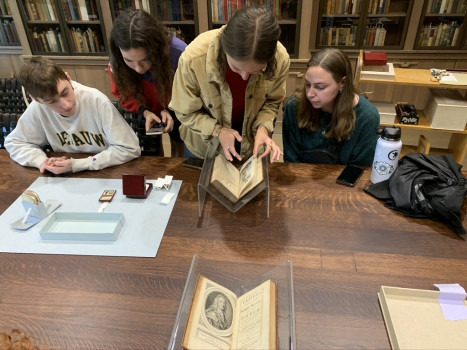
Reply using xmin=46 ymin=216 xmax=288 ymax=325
xmin=282 ymin=95 xmax=380 ymax=166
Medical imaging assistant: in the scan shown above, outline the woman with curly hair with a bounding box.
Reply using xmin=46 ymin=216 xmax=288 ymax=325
xmin=109 ymin=9 xmax=186 ymax=157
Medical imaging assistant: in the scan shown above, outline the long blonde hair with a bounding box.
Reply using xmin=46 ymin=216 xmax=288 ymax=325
xmin=296 ymin=48 xmax=359 ymax=142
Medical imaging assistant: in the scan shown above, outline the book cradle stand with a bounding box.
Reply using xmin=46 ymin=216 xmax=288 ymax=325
xmin=168 ymin=255 xmax=296 ymax=350
xmin=197 ymin=144 xmax=270 ymax=217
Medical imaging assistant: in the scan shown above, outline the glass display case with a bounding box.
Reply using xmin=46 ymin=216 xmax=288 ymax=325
xmin=168 ymin=254 xmax=296 ymax=350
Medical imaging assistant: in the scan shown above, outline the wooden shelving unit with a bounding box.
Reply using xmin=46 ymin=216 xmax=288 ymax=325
xmin=357 ymin=50 xmax=467 ymax=164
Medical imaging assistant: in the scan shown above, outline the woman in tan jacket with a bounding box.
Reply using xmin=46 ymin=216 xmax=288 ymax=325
xmin=169 ymin=6 xmax=290 ymax=163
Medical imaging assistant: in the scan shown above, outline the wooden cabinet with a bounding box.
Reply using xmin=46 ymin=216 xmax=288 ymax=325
xmin=316 ymin=0 xmax=414 ymax=50
xmin=313 ymin=1 xmax=467 ymax=52
xmin=415 ymin=0 xmax=467 ymax=50
xmin=356 ymin=50 xmax=467 ymax=165
xmin=16 ymin=0 xmax=108 ymax=56
xmin=308 ymin=1 xmax=467 ymax=70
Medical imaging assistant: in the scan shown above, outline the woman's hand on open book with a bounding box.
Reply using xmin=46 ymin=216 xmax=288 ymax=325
xmin=218 ymin=127 xmax=242 ymax=162
xmin=254 ymin=126 xmax=283 ymax=163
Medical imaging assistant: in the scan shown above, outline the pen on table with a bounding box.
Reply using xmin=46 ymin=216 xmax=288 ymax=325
xmin=22 ymin=208 xmax=31 ymax=224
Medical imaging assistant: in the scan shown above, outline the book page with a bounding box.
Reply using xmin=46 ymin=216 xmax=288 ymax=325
xmin=232 ymin=280 xmax=277 ymax=350
xmin=210 ymin=155 xmax=241 ymax=200
xmin=238 ymin=156 xmax=263 ymax=198
xmin=182 ymin=275 xmax=238 ymax=350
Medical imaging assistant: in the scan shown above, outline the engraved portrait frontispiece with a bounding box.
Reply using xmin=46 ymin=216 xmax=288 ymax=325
xmin=193 ymin=283 xmax=236 ymax=349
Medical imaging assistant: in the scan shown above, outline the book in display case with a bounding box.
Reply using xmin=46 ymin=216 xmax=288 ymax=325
xmin=197 ymin=143 xmax=270 ymax=218
xmin=168 ymin=254 xmax=296 ymax=350
xmin=17 ymin=0 xmax=107 ymax=55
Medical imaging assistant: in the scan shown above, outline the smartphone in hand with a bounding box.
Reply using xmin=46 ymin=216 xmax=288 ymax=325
xmin=336 ymin=165 xmax=364 ymax=187
xmin=146 ymin=123 xmax=166 ymax=135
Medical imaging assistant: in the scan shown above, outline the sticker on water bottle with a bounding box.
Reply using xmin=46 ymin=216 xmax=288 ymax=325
xmin=388 ymin=150 xmax=400 ymax=161
xmin=373 ymin=161 xmax=394 ymax=176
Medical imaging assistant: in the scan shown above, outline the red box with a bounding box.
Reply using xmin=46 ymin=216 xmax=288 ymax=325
xmin=364 ymin=52 xmax=387 ymax=66
xmin=122 ymin=174 xmax=153 ymax=199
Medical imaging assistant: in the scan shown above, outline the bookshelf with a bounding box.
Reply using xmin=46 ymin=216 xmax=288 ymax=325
xmin=316 ymin=0 xmax=414 ymax=50
xmin=207 ymin=0 xmax=302 ymax=58
xmin=415 ymin=0 xmax=467 ymax=49
xmin=109 ymin=0 xmax=198 ymax=45
xmin=0 ymin=0 xmax=20 ymax=46
xmin=110 ymin=0 xmax=151 ymax=18
xmin=17 ymin=0 xmax=107 ymax=56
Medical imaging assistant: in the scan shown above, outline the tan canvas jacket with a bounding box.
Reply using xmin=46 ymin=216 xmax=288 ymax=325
xmin=169 ymin=27 xmax=290 ymax=159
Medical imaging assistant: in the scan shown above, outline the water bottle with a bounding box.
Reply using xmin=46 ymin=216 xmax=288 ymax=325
xmin=370 ymin=127 xmax=402 ymax=184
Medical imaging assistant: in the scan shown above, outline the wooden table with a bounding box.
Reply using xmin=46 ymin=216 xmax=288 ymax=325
xmin=1 ymin=150 xmax=466 ymax=349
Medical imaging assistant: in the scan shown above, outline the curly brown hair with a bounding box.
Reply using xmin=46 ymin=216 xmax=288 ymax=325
xmin=0 ymin=329 xmax=40 ymax=350
xmin=110 ymin=9 xmax=173 ymax=108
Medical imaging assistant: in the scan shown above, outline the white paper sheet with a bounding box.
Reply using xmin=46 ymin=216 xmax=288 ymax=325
xmin=0 ymin=177 xmax=182 ymax=257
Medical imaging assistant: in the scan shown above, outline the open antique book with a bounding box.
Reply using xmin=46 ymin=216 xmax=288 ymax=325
xmin=182 ymin=274 xmax=277 ymax=350
xmin=209 ymin=154 xmax=263 ymax=203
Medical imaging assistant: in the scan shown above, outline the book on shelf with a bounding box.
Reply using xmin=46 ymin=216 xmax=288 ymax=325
xmin=2 ymin=20 xmax=20 ymax=44
xmin=210 ymin=153 xmax=263 ymax=203
xmin=367 ymin=0 xmax=390 ymax=14
xmin=77 ymin=0 xmax=89 ymax=20
xmin=378 ymin=285 xmax=467 ymax=349
xmin=427 ymin=0 xmax=467 ymax=14
xmin=418 ymin=21 xmax=460 ymax=47
xmin=31 ymin=26 xmax=63 ymax=52
xmin=365 ymin=25 xmax=386 ymax=46
xmin=45 ymin=0 xmax=56 ymax=21
xmin=321 ymin=25 xmax=357 ymax=46
xmin=325 ymin=0 xmax=361 ymax=14
xmin=182 ymin=274 xmax=277 ymax=350
xmin=69 ymin=26 xmax=102 ymax=53
xmin=61 ymin=0 xmax=98 ymax=21
xmin=64 ymin=0 xmax=77 ymax=20
xmin=24 ymin=0 xmax=38 ymax=21
xmin=23 ymin=0 xmax=56 ymax=21
xmin=45 ymin=27 xmax=58 ymax=51
xmin=155 ymin=0 xmax=194 ymax=21
xmin=211 ymin=0 xmax=284 ymax=22
xmin=0 ymin=0 xmax=11 ymax=15
xmin=34 ymin=0 xmax=44 ymax=20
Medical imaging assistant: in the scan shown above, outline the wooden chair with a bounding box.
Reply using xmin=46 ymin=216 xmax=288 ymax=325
xmin=418 ymin=135 xmax=431 ymax=155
